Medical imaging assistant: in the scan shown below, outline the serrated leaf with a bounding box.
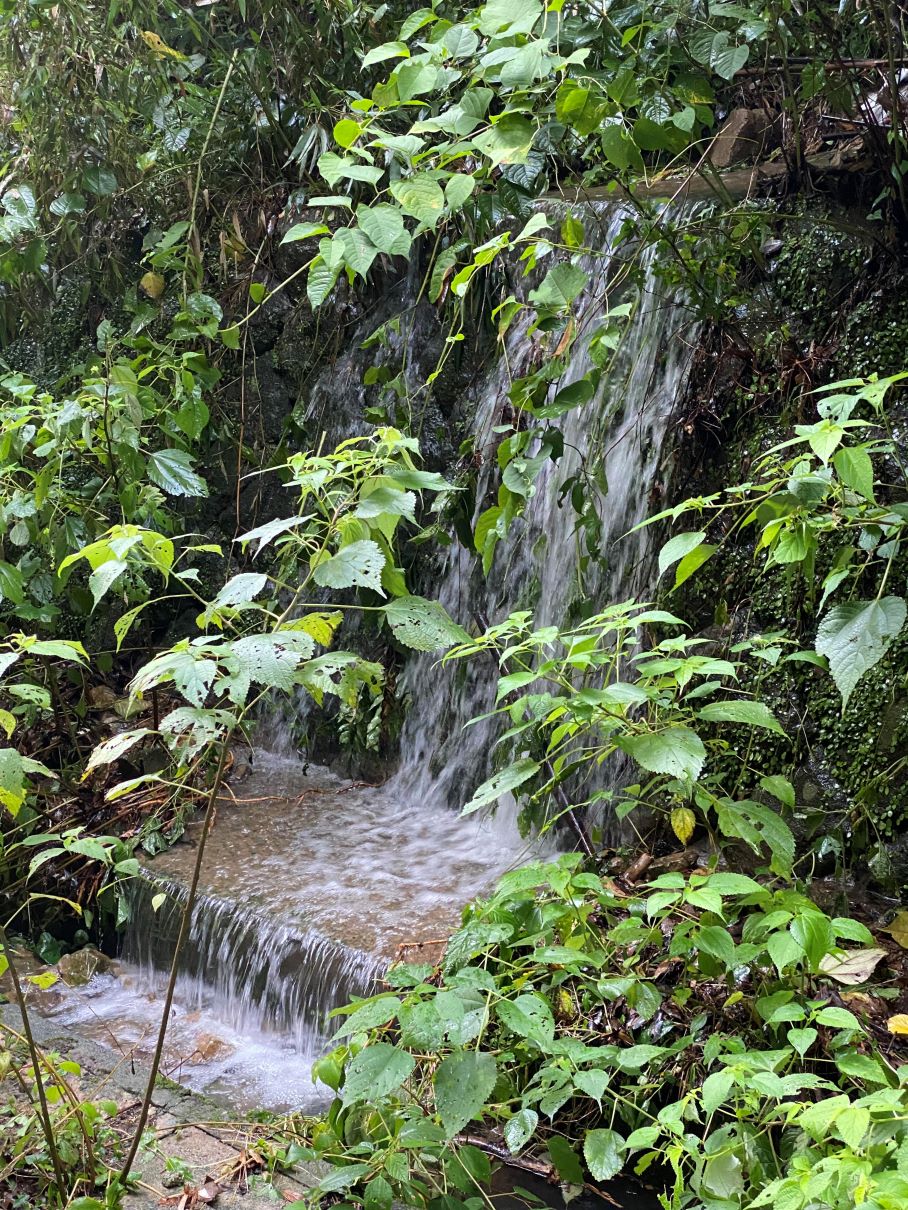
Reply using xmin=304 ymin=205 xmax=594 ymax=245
xmin=342 ymin=1042 xmax=414 ymax=1104
xmin=504 ymin=1108 xmax=538 ymax=1154
xmin=528 ymin=263 xmax=588 ymax=310
xmin=670 ymin=805 xmax=695 ymax=845
xmin=434 ymin=1050 xmax=497 ymax=1138
xmin=384 ymin=596 xmax=470 ymax=651
xmin=619 ymin=725 xmax=706 ymax=782
xmin=147 ymin=448 xmax=208 ymax=497
xmin=583 ymin=1128 xmax=623 ymax=1182
xmin=815 ymin=596 xmax=907 ymax=709
xmin=312 ymin=539 xmax=385 ymax=594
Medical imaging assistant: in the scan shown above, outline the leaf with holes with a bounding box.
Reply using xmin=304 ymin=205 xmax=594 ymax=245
xmin=816 ymin=596 xmax=907 ymax=709
xmin=313 ymin=540 xmax=386 ymax=594
xmin=342 ymin=1042 xmax=415 ymax=1105
xmin=384 ymin=596 xmax=470 ymax=652
xmin=147 ymin=449 xmax=208 ymax=497
xmin=434 ymin=1050 xmax=497 ymax=1138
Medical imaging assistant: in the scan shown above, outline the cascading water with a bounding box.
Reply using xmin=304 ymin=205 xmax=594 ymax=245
xmin=43 ymin=204 xmax=698 ymax=1109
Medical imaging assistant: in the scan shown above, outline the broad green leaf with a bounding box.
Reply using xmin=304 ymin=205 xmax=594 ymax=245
xmin=760 ymin=774 xmax=795 ymax=808
xmin=619 ymin=726 xmax=706 ymax=782
xmin=833 ymin=446 xmax=875 ymax=500
xmin=0 ymin=747 xmax=27 ymax=816
xmin=342 ymin=1042 xmax=415 ymax=1104
xmin=583 ymin=1128 xmax=623 ymax=1182
xmin=237 ymin=514 xmax=308 ymax=557
xmin=434 ymin=1050 xmax=497 ymax=1138
xmin=815 ymin=596 xmax=907 ymax=709
xmin=504 ymin=1108 xmax=538 ymax=1154
xmin=675 ymin=542 xmax=717 ymax=588
xmin=333 ymin=996 xmax=401 ymax=1037
xmin=313 ymin=539 xmax=385 ymax=594
xmin=710 ymin=33 xmax=749 ymax=79
xmin=496 ymin=992 xmax=555 ymax=1045
xmin=478 ymin=0 xmax=542 ymax=36
xmin=356 ymin=204 xmax=412 ymax=256
xmin=600 ymin=123 xmax=644 ymax=174
xmin=547 ymin=1136 xmax=583 ymax=1185
xmin=658 ymin=531 xmax=706 ymax=578
xmin=308 ymin=257 xmax=341 ymax=308
xmin=390 ymin=175 xmax=445 ymax=227
xmin=147 ymin=448 xmax=208 ymax=497
xmin=281 ymin=221 xmax=330 ymax=245
xmin=0 ymin=560 xmax=25 ymax=605
xmin=384 ymin=596 xmax=470 ymax=651
xmin=318 ymin=151 xmax=383 ymax=188
xmin=701 ymin=1069 xmax=734 ymax=1116
xmin=698 ymin=699 xmax=785 ymax=735
xmin=362 ymin=40 xmax=410 ymax=67
xmin=462 ymin=757 xmax=540 ymax=815
xmin=528 ymin=264 xmax=588 ymax=310
xmin=445 ymin=173 xmax=476 ymax=211
xmin=473 ymin=113 xmax=535 ymax=166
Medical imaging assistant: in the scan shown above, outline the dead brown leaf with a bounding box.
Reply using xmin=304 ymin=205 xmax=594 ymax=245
xmin=819 ymin=947 xmax=887 ymax=985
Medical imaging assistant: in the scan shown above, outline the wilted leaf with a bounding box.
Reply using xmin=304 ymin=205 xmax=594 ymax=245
xmin=670 ymin=806 xmax=696 ymax=845
xmin=887 ymin=1014 xmax=908 ymax=1035
xmin=886 ymin=910 xmax=908 ymax=949
xmin=819 ymin=947 xmax=886 ymax=985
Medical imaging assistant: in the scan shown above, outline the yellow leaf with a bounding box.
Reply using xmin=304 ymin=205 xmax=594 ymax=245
xmin=140 ymin=30 xmax=186 ymax=60
xmin=886 ymin=910 xmax=908 ymax=949
xmin=140 ymin=271 xmax=165 ymax=300
xmin=887 ymin=1014 xmax=908 ymax=1035
xmin=670 ymin=806 xmax=696 ymax=846
xmin=27 ymin=971 xmax=58 ymax=990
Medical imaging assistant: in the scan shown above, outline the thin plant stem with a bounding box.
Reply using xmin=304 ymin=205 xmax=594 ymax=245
xmin=0 ymin=923 xmax=68 ymax=1197
xmin=119 ymin=737 xmax=233 ymax=1179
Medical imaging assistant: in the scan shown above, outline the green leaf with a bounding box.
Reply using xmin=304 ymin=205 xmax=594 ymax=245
xmin=528 ymin=263 xmax=588 ymax=310
xmin=698 ymin=699 xmax=785 ymax=735
xmin=88 ymin=559 xmax=128 ymax=608
xmin=710 ymin=33 xmax=749 ymax=80
xmin=82 ymin=165 xmax=118 ymax=196
xmin=462 ymin=757 xmax=540 ymax=815
xmin=583 ymin=1128 xmax=623 ymax=1182
xmin=619 ymin=725 xmax=706 ymax=782
xmin=547 ymin=1136 xmax=583 ymax=1185
xmin=815 ymin=596 xmax=907 ymax=709
xmin=504 ymin=1108 xmax=538 ymax=1154
xmin=147 ymin=449 xmax=208 ymax=497
xmin=434 ymin=1050 xmax=497 ymax=1138
xmin=701 ymin=1069 xmax=734 ymax=1115
xmin=362 ymin=40 xmax=410 ymax=68
xmin=675 ymin=542 xmax=717 ymax=589
xmin=384 ymin=596 xmax=470 ymax=651
xmin=760 ymin=774 xmax=795 ymax=808
xmin=356 ymin=204 xmax=412 ymax=256
xmin=313 ymin=539 xmax=386 ymax=594
xmin=389 ymin=175 xmax=446 ymax=227
xmin=600 ymin=123 xmax=644 ymax=174
xmin=318 ymin=151 xmax=383 ymax=188
xmin=833 ymin=446 xmax=875 ymax=501
xmin=787 ymin=1027 xmax=818 ymax=1057
xmin=333 ymin=995 xmax=401 ymax=1037
xmin=0 ymin=561 xmax=25 ymax=605
xmin=342 ymin=1043 xmax=415 ymax=1104
xmin=658 ymin=531 xmax=706 ymax=578
xmin=281 ymin=221 xmax=330 ymax=245
xmin=307 ymin=257 xmax=341 ymax=308
xmin=445 ymin=173 xmax=476 ymax=212
xmin=0 ymin=747 xmax=27 ymax=816
xmin=496 ymin=992 xmax=555 ymax=1045
xmin=473 ymin=113 xmax=535 ymax=166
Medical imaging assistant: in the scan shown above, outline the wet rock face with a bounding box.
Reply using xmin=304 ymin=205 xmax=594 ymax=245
xmin=57 ymin=946 xmax=110 ymax=987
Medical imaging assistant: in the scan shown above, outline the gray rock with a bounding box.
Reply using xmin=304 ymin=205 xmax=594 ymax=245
xmin=57 ymin=946 xmax=110 ymax=987
xmin=710 ymin=108 xmax=779 ymax=169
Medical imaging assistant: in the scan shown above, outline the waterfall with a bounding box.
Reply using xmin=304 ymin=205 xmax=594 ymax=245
xmin=389 ymin=205 xmax=698 ymax=812
xmin=47 ymin=204 xmax=698 ymax=1110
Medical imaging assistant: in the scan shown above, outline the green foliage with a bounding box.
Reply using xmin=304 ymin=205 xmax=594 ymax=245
xmin=305 ymin=855 xmax=908 ymax=1210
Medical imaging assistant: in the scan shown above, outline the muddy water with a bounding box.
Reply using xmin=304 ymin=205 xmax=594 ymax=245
xmin=43 ymin=756 xmax=547 ymax=1110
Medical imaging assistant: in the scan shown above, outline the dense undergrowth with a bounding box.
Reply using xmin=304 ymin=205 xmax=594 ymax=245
xmin=3 ymin=0 xmax=908 ymax=1207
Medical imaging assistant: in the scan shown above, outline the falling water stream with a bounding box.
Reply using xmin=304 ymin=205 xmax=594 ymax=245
xmin=41 ymin=204 xmax=698 ymax=1111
